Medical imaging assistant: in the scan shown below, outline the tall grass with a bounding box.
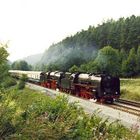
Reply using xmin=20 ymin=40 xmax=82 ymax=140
xmin=121 ymin=79 xmax=140 ymax=102
xmin=0 ymin=87 xmax=139 ymax=139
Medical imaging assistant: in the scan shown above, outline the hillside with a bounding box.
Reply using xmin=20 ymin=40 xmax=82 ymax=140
xmin=39 ymin=15 xmax=140 ymax=72
xmin=40 ymin=34 xmax=98 ymax=70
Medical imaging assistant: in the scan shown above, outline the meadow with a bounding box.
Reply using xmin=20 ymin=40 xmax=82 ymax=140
xmin=120 ymin=78 xmax=140 ymax=102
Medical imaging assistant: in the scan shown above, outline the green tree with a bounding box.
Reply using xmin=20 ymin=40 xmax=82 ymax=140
xmin=136 ymin=46 xmax=140 ymax=74
xmin=79 ymin=64 xmax=88 ymax=72
xmin=11 ymin=60 xmax=31 ymax=71
xmin=122 ymin=48 xmax=137 ymax=77
xmin=46 ymin=63 xmax=59 ymax=71
xmin=94 ymin=46 xmax=121 ymax=76
xmin=0 ymin=43 xmax=9 ymax=84
xmin=69 ymin=65 xmax=79 ymax=73
xmin=119 ymin=48 xmax=127 ymax=63
xmin=0 ymin=44 xmax=9 ymax=64
xmin=17 ymin=74 xmax=27 ymax=89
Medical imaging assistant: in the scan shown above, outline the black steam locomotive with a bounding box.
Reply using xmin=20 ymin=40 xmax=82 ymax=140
xmin=9 ymin=70 xmax=120 ymax=103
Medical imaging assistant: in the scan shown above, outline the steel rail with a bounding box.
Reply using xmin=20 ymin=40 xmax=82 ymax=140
xmin=117 ymin=99 xmax=140 ymax=108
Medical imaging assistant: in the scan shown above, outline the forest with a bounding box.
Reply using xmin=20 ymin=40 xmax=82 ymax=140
xmin=11 ymin=15 xmax=140 ymax=77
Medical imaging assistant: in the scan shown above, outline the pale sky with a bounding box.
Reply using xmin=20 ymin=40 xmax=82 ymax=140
xmin=0 ymin=0 xmax=139 ymax=61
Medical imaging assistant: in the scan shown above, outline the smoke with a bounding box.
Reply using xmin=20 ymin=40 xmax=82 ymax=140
xmin=39 ymin=27 xmax=99 ymax=71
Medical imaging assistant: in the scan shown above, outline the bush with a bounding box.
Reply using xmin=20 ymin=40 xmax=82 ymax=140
xmin=17 ymin=80 xmax=25 ymax=90
xmin=1 ymin=77 xmax=17 ymax=88
xmin=20 ymin=74 xmax=28 ymax=82
xmin=17 ymin=74 xmax=27 ymax=90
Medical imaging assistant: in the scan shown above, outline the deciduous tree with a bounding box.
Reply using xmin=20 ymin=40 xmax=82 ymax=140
xmin=94 ymin=46 xmax=121 ymax=76
xmin=122 ymin=48 xmax=137 ymax=77
xmin=0 ymin=43 xmax=9 ymax=84
xmin=11 ymin=60 xmax=31 ymax=71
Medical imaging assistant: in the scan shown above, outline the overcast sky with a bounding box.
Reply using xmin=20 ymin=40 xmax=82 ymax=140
xmin=0 ymin=0 xmax=139 ymax=61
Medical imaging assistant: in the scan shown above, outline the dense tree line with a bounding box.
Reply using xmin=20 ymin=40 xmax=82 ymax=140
xmin=36 ymin=15 xmax=140 ymax=77
xmin=77 ymin=46 xmax=140 ymax=77
xmin=11 ymin=60 xmax=32 ymax=71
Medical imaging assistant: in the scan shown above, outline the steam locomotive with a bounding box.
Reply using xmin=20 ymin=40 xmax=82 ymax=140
xmin=9 ymin=70 xmax=120 ymax=103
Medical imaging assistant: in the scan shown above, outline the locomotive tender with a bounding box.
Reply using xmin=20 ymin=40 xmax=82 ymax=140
xmin=9 ymin=70 xmax=120 ymax=103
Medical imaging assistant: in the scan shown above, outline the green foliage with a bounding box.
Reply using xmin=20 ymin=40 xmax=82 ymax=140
xmin=92 ymin=46 xmax=121 ymax=76
xmin=17 ymin=75 xmax=27 ymax=90
xmin=46 ymin=63 xmax=60 ymax=71
xmin=83 ymin=46 xmax=120 ymax=75
xmin=0 ymin=88 xmax=139 ymax=139
xmin=79 ymin=60 xmax=99 ymax=73
xmin=79 ymin=63 xmax=88 ymax=72
xmin=20 ymin=74 xmax=28 ymax=82
xmin=11 ymin=60 xmax=32 ymax=71
xmin=17 ymin=80 xmax=25 ymax=90
xmin=136 ymin=46 xmax=140 ymax=73
xmin=1 ymin=77 xmax=17 ymax=88
xmin=0 ymin=43 xmax=9 ymax=86
xmin=0 ymin=43 xmax=9 ymax=64
xmin=122 ymin=48 xmax=137 ymax=77
xmin=0 ymin=63 xmax=9 ymax=84
xmin=69 ymin=65 xmax=79 ymax=73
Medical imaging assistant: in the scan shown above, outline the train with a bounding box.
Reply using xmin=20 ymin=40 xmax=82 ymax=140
xmin=9 ymin=70 xmax=120 ymax=103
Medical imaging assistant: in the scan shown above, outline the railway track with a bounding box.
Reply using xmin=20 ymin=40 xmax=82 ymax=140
xmin=117 ymin=99 xmax=140 ymax=108
xmin=108 ymin=99 xmax=140 ymax=116
xmin=61 ymin=91 xmax=140 ymax=116
xmin=108 ymin=104 xmax=140 ymax=116
xmin=67 ymin=93 xmax=140 ymax=116
xmin=66 ymin=94 xmax=140 ymax=116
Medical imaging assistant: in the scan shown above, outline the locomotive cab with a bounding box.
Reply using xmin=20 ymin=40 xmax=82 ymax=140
xmin=100 ymin=74 xmax=120 ymax=102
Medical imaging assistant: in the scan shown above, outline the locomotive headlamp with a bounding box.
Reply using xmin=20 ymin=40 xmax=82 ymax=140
xmin=92 ymin=89 xmax=96 ymax=92
xmin=115 ymin=92 xmax=118 ymax=94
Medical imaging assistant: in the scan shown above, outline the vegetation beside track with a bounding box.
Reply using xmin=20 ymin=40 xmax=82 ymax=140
xmin=120 ymin=79 xmax=140 ymax=102
xmin=0 ymin=86 xmax=140 ymax=139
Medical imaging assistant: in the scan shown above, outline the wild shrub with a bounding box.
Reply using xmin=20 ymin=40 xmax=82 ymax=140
xmin=0 ymin=91 xmax=17 ymax=139
xmin=17 ymin=80 xmax=25 ymax=90
xmin=1 ymin=77 xmax=17 ymax=88
xmin=17 ymin=74 xmax=27 ymax=90
xmin=20 ymin=74 xmax=28 ymax=82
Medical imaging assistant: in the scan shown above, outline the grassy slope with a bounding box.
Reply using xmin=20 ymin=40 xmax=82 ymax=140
xmin=0 ymin=87 xmax=140 ymax=139
xmin=120 ymin=79 xmax=140 ymax=102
